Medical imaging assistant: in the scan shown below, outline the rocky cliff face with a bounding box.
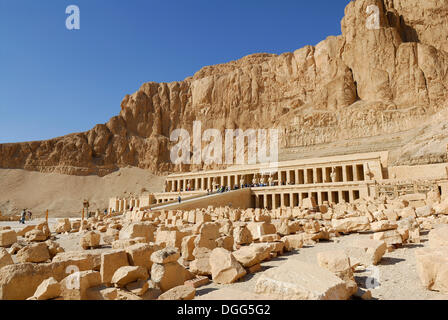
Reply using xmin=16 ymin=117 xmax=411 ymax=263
xmin=1 ymin=0 xmax=447 ymax=176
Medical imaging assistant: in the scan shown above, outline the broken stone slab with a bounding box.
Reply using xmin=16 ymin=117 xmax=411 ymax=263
xmin=344 ymin=238 xmax=387 ymax=266
xmin=415 ymin=248 xmax=448 ymax=294
xmin=32 ymin=277 xmax=61 ymax=300
xmin=209 ymin=248 xmax=246 ymax=284
xmin=151 ymin=261 xmax=194 ymax=292
xmin=232 ymin=243 xmax=272 ymax=268
xmin=100 ymin=249 xmax=129 ymax=284
xmin=428 ymin=225 xmax=448 ymax=248
xmin=158 ymin=284 xmax=195 ymax=300
xmin=254 ymin=259 xmax=351 ymax=300
xmin=0 ymin=248 xmax=14 ymax=269
xmin=111 ymin=266 xmax=149 ymax=288
xmin=150 ymin=247 xmax=180 ymax=264
xmin=0 ymin=230 xmax=17 ymax=248
xmin=16 ymin=242 xmax=50 ymax=263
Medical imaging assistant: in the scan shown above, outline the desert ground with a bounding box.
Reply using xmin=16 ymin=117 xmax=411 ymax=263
xmin=0 ymin=167 xmax=165 ymax=218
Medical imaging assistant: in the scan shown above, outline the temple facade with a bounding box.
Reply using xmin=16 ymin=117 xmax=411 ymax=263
xmin=108 ymin=151 xmax=448 ymax=212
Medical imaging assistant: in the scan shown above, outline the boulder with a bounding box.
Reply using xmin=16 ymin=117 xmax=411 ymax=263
xmin=52 ymin=251 xmax=101 ymax=271
xmin=126 ymin=243 xmax=159 ymax=271
xmin=150 ymin=247 xmax=180 ymax=264
xmin=151 ymin=261 xmax=194 ymax=292
xmin=181 ymin=235 xmax=197 ymax=261
xmin=344 ymin=238 xmax=387 ymax=266
xmin=125 ymin=279 xmax=149 ymax=296
xmin=0 ymin=262 xmax=68 ymax=300
xmin=415 ymin=248 xmax=448 ymax=294
xmin=331 ymin=217 xmax=370 ymax=233
xmin=216 ymin=235 xmax=234 ymax=251
xmin=32 ymin=277 xmax=61 ymax=300
xmin=16 ymin=242 xmax=50 ymax=263
xmin=119 ymin=222 xmax=155 ymax=243
xmin=233 ymin=225 xmax=253 ymax=245
xmin=100 ymin=250 xmax=129 ymax=284
xmin=428 ymin=225 xmax=448 ymax=248
xmin=45 ymin=240 xmax=65 ymax=259
xmin=80 ymin=231 xmax=101 ymax=250
xmin=317 ymin=250 xmax=357 ymax=295
xmin=254 ymin=260 xmax=351 ymax=300
xmin=111 ymin=266 xmax=149 ymax=288
xmin=158 ymin=284 xmax=195 ymax=300
xmin=370 ymin=221 xmax=398 ymax=232
xmin=0 ymin=248 xmax=14 ymax=269
xmin=246 ymin=222 xmax=276 ymax=240
xmin=60 ymin=270 xmax=102 ymax=300
xmin=24 ymin=229 xmax=47 ymax=242
xmin=280 ymin=235 xmax=304 ymax=251
xmin=0 ymin=230 xmax=17 ymax=247
xmin=156 ymin=230 xmax=186 ymax=249
xmin=189 ymin=248 xmax=212 ymax=276
xmin=372 ymin=230 xmax=403 ymax=246
xmin=209 ymin=248 xmax=246 ymax=284
xmin=54 ymin=219 xmax=71 ymax=233
xmin=232 ymin=244 xmax=272 ymax=267
xmin=415 ymin=205 xmax=434 ymax=217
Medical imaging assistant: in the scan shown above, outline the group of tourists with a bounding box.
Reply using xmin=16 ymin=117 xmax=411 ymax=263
xmin=19 ymin=209 xmax=32 ymax=224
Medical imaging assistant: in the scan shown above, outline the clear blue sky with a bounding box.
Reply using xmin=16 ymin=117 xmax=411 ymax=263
xmin=0 ymin=0 xmax=350 ymax=143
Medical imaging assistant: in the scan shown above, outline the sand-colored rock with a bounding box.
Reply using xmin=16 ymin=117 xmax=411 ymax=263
xmin=0 ymin=248 xmax=13 ymax=269
xmin=151 ymin=261 xmax=194 ymax=292
xmin=32 ymin=277 xmax=61 ymax=300
xmin=415 ymin=248 xmax=448 ymax=294
xmin=232 ymin=244 xmax=272 ymax=268
xmin=428 ymin=225 xmax=448 ymax=248
xmin=111 ymin=266 xmax=149 ymax=288
xmin=100 ymin=249 xmax=129 ymax=284
xmin=0 ymin=230 xmax=17 ymax=248
xmin=16 ymin=242 xmax=50 ymax=263
xmin=60 ymin=270 xmax=102 ymax=300
xmin=158 ymin=284 xmax=195 ymax=300
xmin=254 ymin=260 xmax=351 ymax=300
xmin=209 ymin=248 xmax=246 ymax=284
xmin=80 ymin=231 xmax=101 ymax=250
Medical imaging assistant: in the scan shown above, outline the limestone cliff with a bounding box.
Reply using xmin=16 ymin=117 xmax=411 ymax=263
xmin=1 ymin=0 xmax=447 ymax=176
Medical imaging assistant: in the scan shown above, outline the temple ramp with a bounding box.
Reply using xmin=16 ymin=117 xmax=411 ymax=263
xmin=150 ymin=188 xmax=252 ymax=211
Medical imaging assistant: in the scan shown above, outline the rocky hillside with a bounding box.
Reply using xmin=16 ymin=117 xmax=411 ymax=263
xmin=1 ymin=0 xmax=447 ymax=176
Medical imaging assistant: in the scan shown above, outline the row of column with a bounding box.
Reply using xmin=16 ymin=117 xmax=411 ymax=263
xmin=166 ymin=163 xmax=369 ymax=192
xmin=254 ymin=189 xmax=361 ymax=209
xmin=109 ymin=198 xmax=140 ymax=213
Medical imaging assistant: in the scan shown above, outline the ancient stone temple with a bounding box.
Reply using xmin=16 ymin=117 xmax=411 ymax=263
xmin=109 ymin=151 xmax=448 ymax=212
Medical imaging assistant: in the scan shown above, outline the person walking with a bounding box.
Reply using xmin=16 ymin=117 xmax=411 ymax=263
xmin=27 ymin=210 xmax=33 ymax=221
xmin=20 ymin=209 xmax=26 ymax=224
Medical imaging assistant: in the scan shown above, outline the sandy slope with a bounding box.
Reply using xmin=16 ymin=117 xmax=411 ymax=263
xmin=0 ymin=167 xmax=165 ymax=218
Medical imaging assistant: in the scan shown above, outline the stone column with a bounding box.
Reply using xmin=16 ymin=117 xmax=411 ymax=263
xmin=295 ymin=170 xmax=299 ymax=185
xmin=354 ymin=165 xmax=359 ymax=181
xmin=349 ymin=190 xmax=355 ymax=203
xmin=313 ymin=168 xmax=318 ymax=184
xmin=304 ymin=169 xmax=309 ymax=184
xmin=263 ymin=194 xmax=268 ymax=208
xmin=342 ymin=166 xmax=348 ymax=182
xmin=290 ymin=193 xmax=294 ymax=208
xmin=280 ymin=193 xmax=285 ymax=208
xmin=317 ymin=192 xmax=322 ymax=205
xmin=338 ymin=190 xmax=343 ymax=203
xmin=272 ymin=194 xmax=277 ymax=209
xmin=299 ymin=193 xmax=304 ymax=206
xmin=255 ymin=195 xmax=260 ymax=208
